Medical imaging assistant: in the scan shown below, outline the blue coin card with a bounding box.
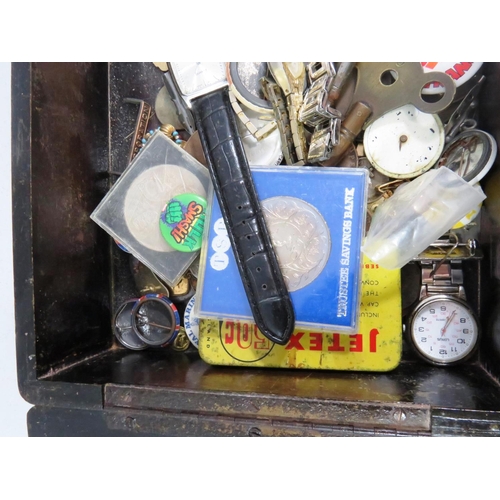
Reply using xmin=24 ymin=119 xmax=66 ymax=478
xmin=196 ymin=166 xmax=367 ymax=332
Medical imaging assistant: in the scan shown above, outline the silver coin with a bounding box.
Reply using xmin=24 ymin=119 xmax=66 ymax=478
xmin=261 ymin=196 xmax=331 ymax=292
xmin=124 ymin=164 xmax=206 ymax=252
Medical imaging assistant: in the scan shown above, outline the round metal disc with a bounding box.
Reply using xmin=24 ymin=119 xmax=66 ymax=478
xmin=364 ymin=104 xmax=445 ymax=179
xmin=123 ymin=164 xmax=206 ymax=252
xmin=132 ymin=294 xmax=180 ymax=347
xmin=261 ymin=196 xmax=331 ymax=291
xmin=114 ymin=299 xmax=148 ymax=350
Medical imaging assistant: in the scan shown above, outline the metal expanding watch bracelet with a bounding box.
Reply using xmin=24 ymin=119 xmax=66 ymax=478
xmin=419 ymin=261 xmax=467 ymax=301
xmin=260 ymin=77 xmax=299 ymax=165
xmin=409 ymin=257 xmax=481 ymax=366
xmin=228 ymin=89 xmax=277 ymax=141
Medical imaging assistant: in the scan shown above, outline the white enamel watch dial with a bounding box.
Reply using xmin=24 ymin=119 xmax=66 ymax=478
xmin=364 ymin=104 xmax=445 ymax=179
xmin=169 ymin=62 xmax=227 ymax=100
xmin=409 ymin=295 xmax=479 ymax=365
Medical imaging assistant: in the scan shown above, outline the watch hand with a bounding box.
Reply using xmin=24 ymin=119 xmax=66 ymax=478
xmin=441 ymin=310 xmax=457 ymax=334
xmin=399 ymin=134 xmax=408 ymax=151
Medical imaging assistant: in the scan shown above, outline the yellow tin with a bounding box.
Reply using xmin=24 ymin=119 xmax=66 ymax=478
xmin=198 ymin=255 xmax=402 ymax=371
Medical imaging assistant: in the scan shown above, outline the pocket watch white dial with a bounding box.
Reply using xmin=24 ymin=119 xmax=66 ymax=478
xmin=364 ymin=104 xmax=445 ymax=179
xmin=409 ymin=295 xmax=479 ymax=365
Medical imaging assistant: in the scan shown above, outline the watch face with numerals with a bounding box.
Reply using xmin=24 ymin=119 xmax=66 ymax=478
xmin=409 ymin=295 xmax=479 ymax=365
xmin=169 ymin=62 xmax=227 ymax=100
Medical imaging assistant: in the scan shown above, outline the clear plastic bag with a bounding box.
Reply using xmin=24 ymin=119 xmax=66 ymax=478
xmin=362 ymin=167 xmax=486 ymax=269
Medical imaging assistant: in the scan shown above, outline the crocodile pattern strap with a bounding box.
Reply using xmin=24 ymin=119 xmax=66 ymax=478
xmin=191 ymin=87 xmax=295 ymax=345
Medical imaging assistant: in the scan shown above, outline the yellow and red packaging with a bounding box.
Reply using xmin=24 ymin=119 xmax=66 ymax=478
xmin=198 ymin=255 xmax=402 ymax=371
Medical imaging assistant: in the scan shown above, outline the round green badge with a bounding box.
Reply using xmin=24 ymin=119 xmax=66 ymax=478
xmin=159 ymin=193 xmax=207 ymax=252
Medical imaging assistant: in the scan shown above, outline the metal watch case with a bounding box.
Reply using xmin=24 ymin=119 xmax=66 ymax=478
xmin=408 ymin=294 xmax=480 ymax=367
xmin=167 ymin=62 xmax=228 ymax=107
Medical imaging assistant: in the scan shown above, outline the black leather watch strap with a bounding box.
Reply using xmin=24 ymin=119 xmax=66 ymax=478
xmin=192 ymin=87 xmax=295 ymax=345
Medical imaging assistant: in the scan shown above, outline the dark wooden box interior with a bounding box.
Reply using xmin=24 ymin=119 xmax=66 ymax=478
xmin=13 ymin=62 xmax=500 ymax=436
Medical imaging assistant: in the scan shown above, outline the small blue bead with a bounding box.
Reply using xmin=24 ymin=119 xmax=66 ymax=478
xmin=172 ymin=131 xmax=179 ymax=137
xmin=176 ymin=139 xmax=182 ymax=144
xmin=141 ymin=138 xmax=147 ymax=143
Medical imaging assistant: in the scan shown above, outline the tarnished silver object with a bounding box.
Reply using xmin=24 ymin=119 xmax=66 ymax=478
xmin=307 ymin=118 xmax=341 ymax=163
xmin=444 ymin=76 xmax=485 ymax=143
xmin=352 ymin=62 xmax=456 ymax=126
xmin=261 ymin=196 xmax=331 ymax=292
xmin=438 ymin=129 xmax=497 ymax=185
xmin=306 ymin=62 xmax=336 ymax=84
xmin=300 ymin=74 xmax=342 ymax=127
xmin=300 ymin=62 xmax=340 ymax=128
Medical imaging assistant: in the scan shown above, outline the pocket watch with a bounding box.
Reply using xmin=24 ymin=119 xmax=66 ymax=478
xmin=363 ymin=104 xmax=445 ymax=179
xmin=407 ymin=260 xmax=480 ymax=366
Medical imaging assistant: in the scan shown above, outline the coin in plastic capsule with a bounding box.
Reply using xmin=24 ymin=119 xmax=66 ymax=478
xmin=159 ymin=193 xmax=207 ymax=253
